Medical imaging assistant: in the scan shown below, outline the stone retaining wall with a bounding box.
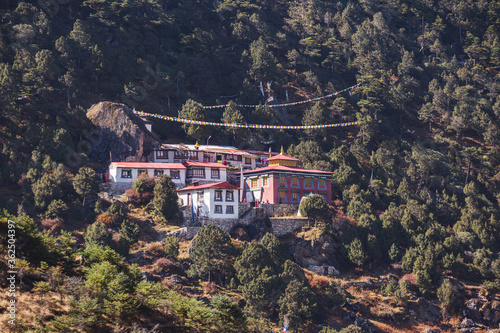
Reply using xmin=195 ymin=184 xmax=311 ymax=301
xmin=270 ymin=217 xmax=310 ymax=237
xmin=260 ymin=203 xmax=299 ymax=217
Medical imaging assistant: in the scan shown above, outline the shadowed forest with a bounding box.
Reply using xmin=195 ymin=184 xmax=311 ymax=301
xmin=0 ymin=0 xmax=499 ymax=332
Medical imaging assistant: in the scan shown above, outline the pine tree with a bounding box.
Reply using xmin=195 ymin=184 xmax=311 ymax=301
xmin=73 ymin=167 xmax=98 ymax=206
xmin=153 ymin=175 xmax=179 ymax=222
xmin=278 ymin=280 xmax=317 ymax=331
xmin=188 ymin=224 xmax=235 ymax=283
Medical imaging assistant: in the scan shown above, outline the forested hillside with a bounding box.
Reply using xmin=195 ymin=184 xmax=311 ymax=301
xmin=1 ymin=0 xmax=500 ymax=332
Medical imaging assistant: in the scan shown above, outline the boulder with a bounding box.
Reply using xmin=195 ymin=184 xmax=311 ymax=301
xmin=86 ymin=101 xmax=160 ymax=166
xmin=465 ymin=299 xmax=483 ymax=320
xmin=423 ymin=329 xmax=441 ymax=333
xmin=460 ymin=318 xmax=476 ymax=328
xmin=170 ymin=274 xmax=184 ymax=284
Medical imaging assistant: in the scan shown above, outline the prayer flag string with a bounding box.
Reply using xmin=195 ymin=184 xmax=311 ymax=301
xmin=201 ymin=83 xmax=362 ymax=109
xmin=133 ymin=110 xmax=358 ymax=130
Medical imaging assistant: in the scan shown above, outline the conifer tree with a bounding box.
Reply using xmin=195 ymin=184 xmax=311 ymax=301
xmin=153 ymin=175 xmax=179 ymax=222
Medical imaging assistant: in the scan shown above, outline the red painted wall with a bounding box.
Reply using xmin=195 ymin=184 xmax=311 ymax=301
xmin=244 ymin=173 xmax=332 ymax=204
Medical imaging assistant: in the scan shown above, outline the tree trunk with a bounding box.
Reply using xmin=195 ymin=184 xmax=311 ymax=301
xmin=465 ymin=155 xmax=471 ymax=185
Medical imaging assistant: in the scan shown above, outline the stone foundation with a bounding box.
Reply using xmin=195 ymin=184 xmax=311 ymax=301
xmin=100 ymin=182 xmax=133 ymax=196
xmin=177 ymin=204 xmax=310 ymax=239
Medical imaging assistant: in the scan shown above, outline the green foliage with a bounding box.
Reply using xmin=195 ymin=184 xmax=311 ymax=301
xmin=188 ymin=224 xmax=235 ymax=283
xmin=210 ymin=294 xmax=247 ymax=332
xmin=389 ymin=243 xmax=400 ymax=262
xmin=320 ymin=325 xmax=366 ymax=333
xmin=83 ymin=245 xmax=124 ymax=268
xmin=437 ymin=279 xmax=460 ymax=311
xmin=299 ymin=194 xmax=330 ymax=222
xmin=2 ymin=0 xmax=500 ymax=330
xmin=260 ymin=232 xmax=288 ymax=268
xmin=346 ymin=238 xmax=367 ymax=267
xmin=84 ymin=221 xmax=112 ymax=247
xmin=278 ymin=279 xmax=317 ymax=331
xmin=153 ymin=175 xmax=179 ymax=222
xmin=117 ymin=219 xmax=140 ymax=256
xmin=178 ymin=99 xmax=211 ymax=141
xmin=132 ymin=174 xmax=155 ymax=194
xmin=72 ymin=167 xmax=98 ymax=205
xmin=164 ymin=236 xmax=180 ymax=259
xmin=46 ymin=199 xmax=68 ymax=219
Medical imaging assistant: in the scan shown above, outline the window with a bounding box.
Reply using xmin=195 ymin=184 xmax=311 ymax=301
xmin=174 ymin=150 xmax=198 ymax=160
xmin=319 ymin=192 xmax=327 ymax=201
xmin=215 ymin=205 xmax=223 ymax=214
xmin=292 ymin=191 xmax=299 ymax=202
xmin=138 ymin=169 xmax=148 ymax=176
xmin=291 ymin=177 xmax=298 ymax=187
xmin=279 ymin=190 xmax=287 ymax=202
xmin=121 ymin=169 xmax=132 ymax=178
xmin=203 ymin=153 xmax=212 ymax=162
xmin=170 ymin=170 xmax=180 ymax=179
xmin=154 ymin=169 xmax=164 ymax=177
xmin=236 ymin=155 xmax=242 ymax=161
xmin=263 ymin=177 xmax=268 ymax=186
xmin=156 ymin=150 xmax=168 ymax=159
xmin=319 ymin=179 xmax=325 ymax=188
xmin=211 ymin=168 xmax=220 ymax=179
xmin=305 ymin=178 xmax=313 ymax=188
xmin=226 ymin=205 xmax=234 ymax=214
xmin=226 ymin=191 xmax=234 ymax=201
xmin=197 ymin=191 xmax=204 ymax=202
xmin=279 ymin=176 xmax=286 ymax=187
xmin=215 ymin=190 xmax=222 ymax=201
xmin=226 ymin=154 xmax=234 ymax=160
xmin=251 ymin=178 xmax=258 ymax=188
xmin=245 ymin=158 xmax=251 ymax=165
xmin=187 ymin=168 xmax=205 ymax=178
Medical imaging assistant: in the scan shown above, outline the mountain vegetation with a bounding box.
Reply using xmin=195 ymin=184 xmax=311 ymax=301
xmin=0 ymin=0 xmax=499 ymax=332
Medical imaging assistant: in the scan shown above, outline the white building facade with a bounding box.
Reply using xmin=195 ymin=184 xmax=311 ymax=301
xmin=108 ymin=162 xmax=187 ymax=188
xmin=177 ymin=182 xmax=240 ymax=219
xmin=184 ymin=161 xmax=228 ymax=185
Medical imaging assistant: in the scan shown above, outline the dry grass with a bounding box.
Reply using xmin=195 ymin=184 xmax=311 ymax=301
xmin=0 ymin=289 xmax=70 ymax=332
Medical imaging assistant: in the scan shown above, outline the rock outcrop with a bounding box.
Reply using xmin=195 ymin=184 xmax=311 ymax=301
xmin=291 ymin=233 xmax=340 ymax=273
xmin=86 ymin=101 xmax=160 ymax=166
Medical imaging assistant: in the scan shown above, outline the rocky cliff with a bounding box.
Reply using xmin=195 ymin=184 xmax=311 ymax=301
xmin=86 ymin=101 xmax=160 ymax=166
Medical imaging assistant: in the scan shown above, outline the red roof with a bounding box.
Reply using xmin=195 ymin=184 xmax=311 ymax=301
xmin=177 ymin=181 xmax=240 ymax=192
xmin=110 ymin=162 xmax=186 ymax=169
xmin=183 ymin=161 xmax=229 ymax=168
xmin=265 ymin=153 xmax=300 ymax=162
xmin=243 ymin=165 xmax=333 ymax=175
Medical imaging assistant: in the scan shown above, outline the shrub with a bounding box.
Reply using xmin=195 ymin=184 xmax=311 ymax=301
xmin=155 ymin=257 xmax=174 ymax=269
xmin=204 ymin=281 xmax=218 ymax=295
xmin=164 ymin=236 xmax=180 ymax=259
xmin=84 ymin=222 xmax=112 ymax=247
xmin=299 ymin=194 xmax=330 ymax=222
xmin=437 ymin=279 xmax=459 ymax=311
xmin=146 ymin=242 xmax=164 ymax=256
xmin=126 ymin=188 xmax=153 ymax=206
xmin=46 ymin=199 xmax=68 ymax=219
xmin=307 ymin=274 xmax=330 ymax=291
xmin=40 ymin=218 xmax=63 ymax=233
xmin=133 ymin=174 xmax=155 ymax=194
xmin=400 ymin=274 xmax=416 ymax=286
xmin=96 ymin=212 xmax=117 ymax=226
